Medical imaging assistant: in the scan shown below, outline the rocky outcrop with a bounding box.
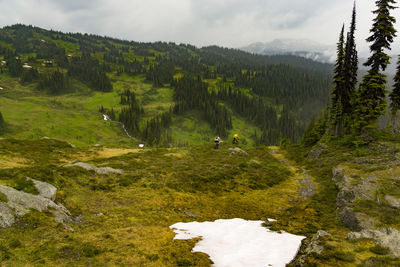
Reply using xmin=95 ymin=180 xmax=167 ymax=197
xmin=228 ymin=147 xmax=248 ymax=155
xmin=64 ymin=161 xmax=124 ymax=175
xmin=333 ymin=165 xmax=400 ymax=258
xmin=338 ymin=207 xmax=375 ymax=232
xmin=307 ymin=143 xmax=327 ymax=160
xmin=27 ymin=177 xmax=57 ymax=201
xmin=0 ymin=184 xmax=72 ymax=228
xmin=332 ymin=166 xmax=377 ymax=231
xmin=291 ymin=230 xmax=331 ymax=266
xmin=347 ymin=228 xmax=400 ymax=257
xmin=384 ymin=195 xmax=400 ymax=209
xmin=0 ymin=202 xmax=14 ymax=228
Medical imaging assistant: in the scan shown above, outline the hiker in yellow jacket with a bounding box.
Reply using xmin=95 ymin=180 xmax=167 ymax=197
xmin=232 ymin=134 xmax=239 ymax=145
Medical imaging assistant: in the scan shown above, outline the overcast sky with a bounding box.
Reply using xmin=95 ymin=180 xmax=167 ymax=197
xmin=0 ymin=0 xmax=399 ymax=56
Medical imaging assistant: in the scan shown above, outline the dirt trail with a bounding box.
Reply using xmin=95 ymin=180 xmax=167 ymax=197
xmin=268 ymin=146 xmax=317 ymax=200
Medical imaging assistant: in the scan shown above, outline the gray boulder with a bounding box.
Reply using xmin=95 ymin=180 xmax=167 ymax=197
xmin=228 ymin=147 xmax=248 ymax=155
xmin=0 ymin=185 xmax=71 ymax=226
xmin=347 ymin=228 xmax=400 ymax=257
xmin=332 ymin=166 xmax=377 ymax=231
xmin=339 ymin=208 xmax=375 ymax=232
xmin=0 ymin=202 xmax=14 ymax=228
xmin=384 ymin=195 xmax=400 ymax=209
xmin=27 ymin=177 xmax=57 ymax=201
xmin=307 ymin=143 xmax=327 ymax=160
xmin=64 ymin=162 xmax=124 ymax=175
xmin=306 ymin=230 xmax=332 ymax=254
xmin=291 ymin=230 xmax=331 ymax=266
xmin=184 ymin=211 xmax=198 ymax=218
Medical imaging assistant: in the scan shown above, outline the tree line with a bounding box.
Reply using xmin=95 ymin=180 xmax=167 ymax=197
xmin=172 ymin=75 xmax=233 ymax=137
xmin=304 ymin=0 xmax=400 ymax=146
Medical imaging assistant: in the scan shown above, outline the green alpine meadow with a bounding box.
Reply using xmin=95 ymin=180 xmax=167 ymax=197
xmin=1 ymin=0 xmax=400 ymax=266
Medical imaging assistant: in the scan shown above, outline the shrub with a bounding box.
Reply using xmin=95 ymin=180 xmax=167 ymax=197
xmin=15 ymin=177 xmax=38 ymax=194
xmin=145 ymin=253 xmax=159 ymax=261
xmin=370 ymin=245 xmax=390 ymax=255
xmin=9 ymin=239 xmax=22 ymax=248
xmin=332 ymin=251 xmax=355 ymax=262
xmin=81 ymin=243 xmax=100 ymax=257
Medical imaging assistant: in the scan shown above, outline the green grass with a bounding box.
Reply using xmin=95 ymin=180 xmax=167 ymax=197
xmin=1 ymin=68 xmax=264 ymax=147
xmin=0 ymin=74 xmax=134 ymax=147
xmin=0 ymin=139 xmax=302 ymax=266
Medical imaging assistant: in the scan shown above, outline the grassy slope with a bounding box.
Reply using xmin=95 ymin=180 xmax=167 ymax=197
xmin=0 ymin=73 xmax=133 ymax=147
xmin=0 ymin=70 xmax=260 ymax=147
xmin=285 ymin=139 xmax=400 ymax=266
xmin=0 ymin=139 xmax=299 ymax=266
xmin=2 ymin=138 xmax=399 ymax=265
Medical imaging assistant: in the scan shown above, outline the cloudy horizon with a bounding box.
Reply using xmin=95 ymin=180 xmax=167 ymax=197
xmin=0 ymin=0 xmax=399 ymax=57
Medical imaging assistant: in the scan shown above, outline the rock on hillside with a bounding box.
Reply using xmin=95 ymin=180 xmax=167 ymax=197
xmin=348 ymin=228 xmax=400 ymax=257
xmin=64 ymin=161 xmax=124 ymax=175
xmin=0 ymin=178 xmax=73 ymax=229
xmin=228 ymin=147 xmax=248 ymax=155
xmin=332 ymin=166 xmax=377 ymax=231
xmin=333 ymin=163 xmax=400 ymax=257
xmin=27 ymin=177 xmax=57 ymax=201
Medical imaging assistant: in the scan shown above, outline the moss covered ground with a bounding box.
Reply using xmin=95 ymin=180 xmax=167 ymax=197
xmin=0 ymin=138 xmax=309 ymax=266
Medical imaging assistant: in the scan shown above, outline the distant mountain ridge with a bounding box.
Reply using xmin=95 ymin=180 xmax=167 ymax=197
xmin=241 ymin=39 xmax=336 ymax=63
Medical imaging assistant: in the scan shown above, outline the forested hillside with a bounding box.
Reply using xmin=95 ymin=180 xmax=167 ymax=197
xmin=0 ymin=24 xmax=332 ymax=145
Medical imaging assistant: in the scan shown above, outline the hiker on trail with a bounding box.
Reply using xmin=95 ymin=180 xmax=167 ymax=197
xmin=214 ymin=136 xmax=221 ymax=149
xmin=232 ymin=134 xmax=239 ymax=145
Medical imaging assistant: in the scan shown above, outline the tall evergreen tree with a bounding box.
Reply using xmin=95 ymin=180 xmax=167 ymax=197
xmin=343 ymin=3 xmax=358 ymax=118
xmin=389 ymin=56 xmax=400 ymax=132
xmin=356 ymin=0 xmax=397 ymax=132
xmin=330 ymin=25 xmax=346 ymax=136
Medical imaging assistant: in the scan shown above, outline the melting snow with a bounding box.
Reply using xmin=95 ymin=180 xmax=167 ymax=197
xmin=170 ymin=218 xmax=305 ymax=267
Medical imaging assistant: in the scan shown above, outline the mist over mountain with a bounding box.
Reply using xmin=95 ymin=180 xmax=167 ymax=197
xmin=241 ymin=39 xmax=336 ymax=63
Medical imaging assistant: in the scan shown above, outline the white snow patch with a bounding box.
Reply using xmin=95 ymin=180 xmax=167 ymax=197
xmin=0 ymin=87 xmax=3 ymax=90
xmin=170 ymin=218 xmax=305 ymax=267
xmin=23 ymin=64 xmax=32 ymax=69
xmin=138 ymin=144 xmax=144 ymax=148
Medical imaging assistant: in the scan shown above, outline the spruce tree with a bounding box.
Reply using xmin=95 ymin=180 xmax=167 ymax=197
xmin=389 ymin=56 xmax=400 ymax=132
xmin=356 ymin=0 xmax=397 ymax=132
xmin=343 ymin=3 xmax=358 ymax=119
xmin=330 ymin=25 xmax=346 ymax=136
